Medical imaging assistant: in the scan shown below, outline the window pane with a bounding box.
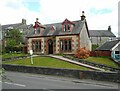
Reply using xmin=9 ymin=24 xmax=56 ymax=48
xmin=60 ymin=40 xmax=63 ymax=50
xmin=35 ymin=42 xmax=38 ymax=50
xmin=68 ymin=25 xmax=70 ymax=30
xmin=64 ymin=25 xmax=67 ymax=31
xmin=69 ymin=40 xmax=71 ymax=50
xmin=65 ymin=40 xmax=67 ymax=50
xmin=39 ymin=41 xmax=41 ymax=50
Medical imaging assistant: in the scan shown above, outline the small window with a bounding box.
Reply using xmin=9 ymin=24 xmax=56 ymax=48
xmin=68 ymin=25 xmax=70 ymax=30
xmin=64 ymin=25 xmax=67 ymax=31
xmin=37 ymin=28 xmax=40 ymax=34
xmin=32 ymin=40 xmax=41 ymax=52
xmin=115 ymin=51 xmax=120 ymax=54
xmin=64 ymin=24 xmax=70 ymax=32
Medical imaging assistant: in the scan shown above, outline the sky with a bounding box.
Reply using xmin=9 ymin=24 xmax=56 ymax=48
xmin=0 ymin=0 xmax=119 ymax=37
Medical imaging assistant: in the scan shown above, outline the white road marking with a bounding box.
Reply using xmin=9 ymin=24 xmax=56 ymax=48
xmin=0 ymin=81 xmax=26 ymax=87
xmin=12 ymin=83 xmax=26 ymax=87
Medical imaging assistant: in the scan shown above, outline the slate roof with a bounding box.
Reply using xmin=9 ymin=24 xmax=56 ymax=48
xmin=2 ymin=23 xmax=33 ymax=32
xmin=2 ymin=23 xmax=23 ymax=30
xmin=27 ymin=20 xmax=85 ymax=38
xmin=2 ymin=23 xmax=34 ymax=38
xmin=89 ymin=30 xmax=116 ymax=37
xmin=96 ymin=39 xmax=120 ymax=51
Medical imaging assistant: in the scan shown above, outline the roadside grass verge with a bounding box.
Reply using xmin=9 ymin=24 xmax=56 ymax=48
xmin=86 ymin=57 xmax=119 ymax=68
xmin=3 ymin=56 xmax=92 ymax=70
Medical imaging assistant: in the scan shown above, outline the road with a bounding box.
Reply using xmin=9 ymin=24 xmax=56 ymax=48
xmin=1 ymin=71 xmax=119 ymax=90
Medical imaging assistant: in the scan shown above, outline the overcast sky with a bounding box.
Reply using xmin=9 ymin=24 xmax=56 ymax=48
xmin=0 ymin=0 xmax=119 ymax=36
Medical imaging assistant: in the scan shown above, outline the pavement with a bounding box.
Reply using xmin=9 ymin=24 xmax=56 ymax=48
xmin=47 ymin=55 xmax=105 ymax=71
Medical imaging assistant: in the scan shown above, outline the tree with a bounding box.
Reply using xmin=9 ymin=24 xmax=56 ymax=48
xmin=74 ymin=47 xmax=90 ymax=59
xmin=5 ymin=29 xmax=23 ymax=52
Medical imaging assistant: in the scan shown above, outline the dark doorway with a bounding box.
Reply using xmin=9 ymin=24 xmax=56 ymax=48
xmin=48 ymin=39 xmax=53 ymax=54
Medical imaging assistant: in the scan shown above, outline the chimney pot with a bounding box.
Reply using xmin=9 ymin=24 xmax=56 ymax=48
xmin=81 ymin=11 xmax=86 ymax=21
xmin=22 ymin=19 xmax=26 ymax=25
xmin=108 ymin=26 xmax=111 ymax=32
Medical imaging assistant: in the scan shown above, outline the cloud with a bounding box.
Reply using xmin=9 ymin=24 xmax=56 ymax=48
xmin=39 ymin=0 xmax=119 ymax=36
xmin=0 ymin=0 xmax=119 ymax=36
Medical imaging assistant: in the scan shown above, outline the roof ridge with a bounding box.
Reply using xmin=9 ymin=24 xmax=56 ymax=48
xmin=2 ymin=23 xmax=22 ymax=26
xmin=44 ymin=20 xmax=81 ymax=26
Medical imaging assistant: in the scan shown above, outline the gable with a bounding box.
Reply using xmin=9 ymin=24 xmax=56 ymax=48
xmin=62 ymin=18 xmax=75 ymax=25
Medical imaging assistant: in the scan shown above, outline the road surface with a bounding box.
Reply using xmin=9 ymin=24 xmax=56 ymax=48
xmin=1 ymin=71 xmax=119 ymax=90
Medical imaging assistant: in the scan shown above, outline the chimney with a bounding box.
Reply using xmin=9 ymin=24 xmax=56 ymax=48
xmin=108 ymin=26 xmax=111 ymax=32
xmin=22 ymin=19 xmax=26 ymax=25
xmin=81 ymin=11 xmax=86 ymax=21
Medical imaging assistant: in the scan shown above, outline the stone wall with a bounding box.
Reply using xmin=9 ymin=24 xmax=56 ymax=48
xmin=2 ymin=64 xmax=120 ymax=83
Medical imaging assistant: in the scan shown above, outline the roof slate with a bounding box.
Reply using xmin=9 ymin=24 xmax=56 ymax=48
xmin=27 ymin=20 xmax=85 ymax=37
xmin=96 ymin=39 xmax=120 ymax=51
xmin=89 ymin=30 xmax=116 ymax=37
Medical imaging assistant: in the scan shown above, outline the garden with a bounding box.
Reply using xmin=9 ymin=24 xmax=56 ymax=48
xmin=3 ymin=56 xmax=92 ymax=70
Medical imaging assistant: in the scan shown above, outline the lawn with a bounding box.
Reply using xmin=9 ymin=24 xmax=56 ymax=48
xmin=86 ymin=57 xmax=119 ymax=68
xmin=3 ymin=56 xmax=92 ymax=70
xmin=2 ymin=53 xmax=28 ymax=59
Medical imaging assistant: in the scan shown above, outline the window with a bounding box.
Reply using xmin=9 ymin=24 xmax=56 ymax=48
xmin=115 ymin=51 xmax=120 ymax=54
xmin=32 ymin=40 xmax=41 ymax=52
xmin=64 ymin=25 xmax=70 ymax=32
xmin=65 ymin=40 xmax=68 ymax=50
xmin=68 ymin=25 xmax=70 ymax=30
xmin=68 ymin=40 xmax=71 ymax=50
xmin=37 ymin=28 xmax=40 ymax=34
xmin=64 ymin=25 xmax=67 ymax=31
xmin=60 ymin=39 xmax=72 ymax=52
xmin=34 ymin=28 xmax=40 ymax=34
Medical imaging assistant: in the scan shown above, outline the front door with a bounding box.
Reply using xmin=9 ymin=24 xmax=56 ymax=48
xmin=48 ymin=39 xmax=53 ymax=54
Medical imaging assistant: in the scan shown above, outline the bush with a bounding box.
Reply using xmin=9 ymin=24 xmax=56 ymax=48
xmin=74 ymin=47 xmax=90 ymax=59
xmin=5 ymin=46 xmax=22 ymax=53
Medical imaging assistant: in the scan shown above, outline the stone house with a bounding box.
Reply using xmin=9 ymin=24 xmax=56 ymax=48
xmin=89 ymin=26 xmax=116 ymax=46
xmin=26 ymin=11 xmax=91 ymax=55
xmin=2 ymin=19 xmax=33 ymax=47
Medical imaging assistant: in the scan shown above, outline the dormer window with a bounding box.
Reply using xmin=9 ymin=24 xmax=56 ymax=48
xmin=62 ymin=18 xmax=74 ymax=32
xmin=64 ymin=24 xmax=70 ymax=32
xmin=33 ymin=18 xmax=45 ymax=34
xmin=51 ymin=26 xmax=56 ymax=31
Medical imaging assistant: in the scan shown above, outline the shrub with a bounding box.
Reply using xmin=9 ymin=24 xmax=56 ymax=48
xmin=74 ymin=47 xmax=90 ymax=59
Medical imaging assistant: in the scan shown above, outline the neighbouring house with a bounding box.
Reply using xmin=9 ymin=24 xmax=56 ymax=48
xmin=0 ymin=24 xmax=2 ymax=51
xmin=0 ymin=24 xmax=2 ymax=40
xmin=2 ymin=19 xmax=34 ymax=47
xmin=95 ymin=38 xmax=120 ymax=62
xmin=89 ymin=26 xmax=116 ymax=46
xmin=26 ymin=11 xmax=91 ymax=55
